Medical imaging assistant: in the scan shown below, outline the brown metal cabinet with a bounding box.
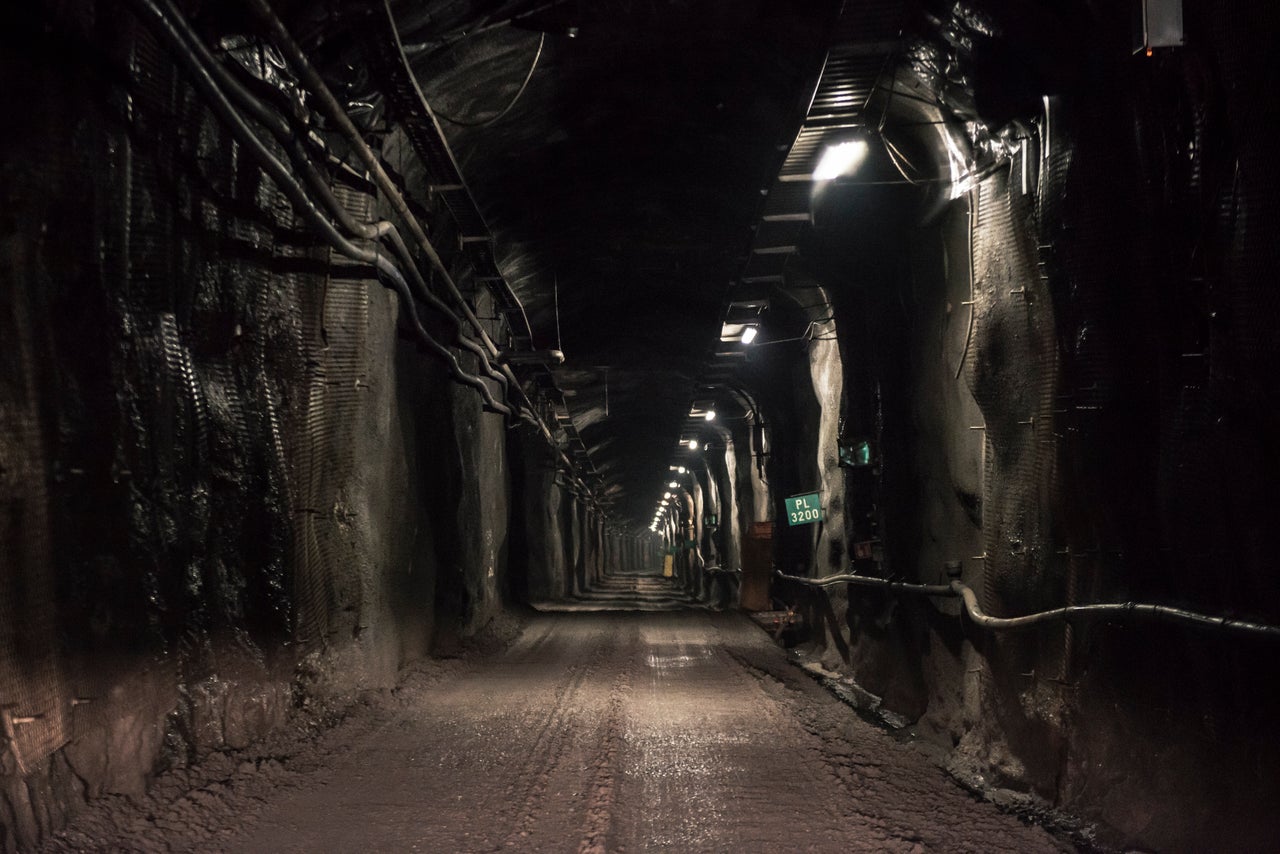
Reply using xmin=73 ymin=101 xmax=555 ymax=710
xmin=739 ymin=521 xmax=773 ymax=611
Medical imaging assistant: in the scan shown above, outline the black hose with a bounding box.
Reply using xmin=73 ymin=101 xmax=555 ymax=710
xmin=126 ymin=0 xmax=512 ymax=416
xmin=774 ymin=570 xmax=1280 ymax=641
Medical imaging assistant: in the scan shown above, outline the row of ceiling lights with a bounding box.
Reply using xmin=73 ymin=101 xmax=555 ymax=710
xmin=660 ymin=143 xmax=869 ymax=533
xmin=649 ymin=399 xmax=720 ymax=531
xmin=716 ymin=140 xmax=870 ymax=347
xmin=651 ymin=457 xmax=692 ymax=531
xmin=656 ymin=144 xmax=869 ymax=533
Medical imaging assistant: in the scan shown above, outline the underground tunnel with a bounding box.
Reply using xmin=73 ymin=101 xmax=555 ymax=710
xmin=3 ymin=0 xmax=1280 ymax=850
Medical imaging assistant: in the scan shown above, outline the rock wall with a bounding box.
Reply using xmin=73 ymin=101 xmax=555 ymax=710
xmin=776 ymin=12 xmax=1280 ymax=842
xmin=517 ymin=445 xmax=569 ymax=603
xmin=434 ymin=354 xmax=511 ymax=641
xmin=807 ymin=324 xmax=846 ymax=581
xmin=0 ymin=13 xmax=541 ymax=850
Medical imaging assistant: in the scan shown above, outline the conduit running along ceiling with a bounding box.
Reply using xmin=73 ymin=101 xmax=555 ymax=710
xmin=366 ymin=0 xmax=840 ymax=523
xmin=299 ymin=0 xmax=986 ymax=525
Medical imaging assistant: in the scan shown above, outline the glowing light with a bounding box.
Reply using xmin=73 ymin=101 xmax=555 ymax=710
xmin=669 ymin=481 xmax=679 ymax=488
xmin=664 ymin=492 xmax=672 ymax=499
xmin=941 ymin=124 xmax=977 ymax=200
xmin=740 ymin=326 xmax=758 ymax=344
xmin=813 ymin=140 xmax=869 ymax=181
xmin=689 ymin=439 xmax=699 ymax=450
xmin=704 ymin=410 xmax=716 ymax=421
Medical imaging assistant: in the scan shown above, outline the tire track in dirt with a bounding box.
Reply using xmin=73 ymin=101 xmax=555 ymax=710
xmin=495 ymin=620 xmax=616 ymax=850
xmin=709 ymin=636 xmax=857 ymax=840
xmin=716 ymin=619 xmax=1067 ymax=852
xmin=576 ymin=623 xmax=638 ymax=854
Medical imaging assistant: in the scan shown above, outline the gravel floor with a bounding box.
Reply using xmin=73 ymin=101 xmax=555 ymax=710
xmin=43 ymin=611 xmax=1072 ymax=853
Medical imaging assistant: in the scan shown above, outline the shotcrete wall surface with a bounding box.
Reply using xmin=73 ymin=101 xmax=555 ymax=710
xmin=705 ymin=435 xmax=741 ymax=573
xmin=519 ymin=447 xmax=572 ymax=603
xmin=790 ymin=11 xmax=1280 ymax=843
xmin=0 ymin=15 xmax=529 ymax=849
xmin=808 ymin=321 xmax=846 ymax=581
xmin=569 ymin=499 xmax=586 ymax=595
xmin=438 ymin=342 xmax=511 ymax=638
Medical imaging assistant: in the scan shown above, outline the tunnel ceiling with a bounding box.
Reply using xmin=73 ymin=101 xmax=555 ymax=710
xmin=291 ymin=0 xmax=840 ymax=522
xmin=282 ymin=0 xmax=1044 ymax=524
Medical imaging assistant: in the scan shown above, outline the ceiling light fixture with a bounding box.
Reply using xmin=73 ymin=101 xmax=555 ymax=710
xmin=740 ymin=326 xmax=758 ymax=344
xmin=813 ymin=139 xmax=869 ymax=182
xmin=704 ymin=410 xmax=716 ymax=421
xmin=498 ymin=347 xmax=566 ymax=366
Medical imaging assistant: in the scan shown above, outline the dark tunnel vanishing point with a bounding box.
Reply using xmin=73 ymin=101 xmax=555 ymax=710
xmin=3 ymin=0 xmax=1280 ymax=850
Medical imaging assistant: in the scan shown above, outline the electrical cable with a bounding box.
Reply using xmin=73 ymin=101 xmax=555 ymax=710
xmin=126 ymin=0 xmax=513 ymax=416
xmin=433 ymin=32 xmax=544 ymax=128
xmin=401 ymin=0 xmax=565 ymax=54
xmin=374 ymin=0 xmax=539 ymax=357
xmin=154 ymin=0 xmax=512 ymax=393
xmin=241 ymin=0 xmax=591 ymax=494
xmin=774 ymin=571 xmax=1280 ymax=641
xmin=954 ymin=188 xmax=976 ymax=379
xmin=872 ymin=51 xmax=925 ymax=188
xmin=554 ymin=271 xmax=562 ymax=352
xmin=883 ymin=135 xmax=926 ymax=186
xmin=753 ymin=318 xmax=834 ymax=347
xmin=243 ymin=0 xmax=509 ymax=362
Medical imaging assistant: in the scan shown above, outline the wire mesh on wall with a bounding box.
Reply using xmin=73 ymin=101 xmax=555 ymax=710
xmin=0 ymin=282 xmax=69 ymax=777
xmin=967 ymin=168 xmax=1062 ymax=628
xmin=1 ymin=8 xmax=372 ymax=772
xmin=291 ymin=185 xmax=371 ymax=646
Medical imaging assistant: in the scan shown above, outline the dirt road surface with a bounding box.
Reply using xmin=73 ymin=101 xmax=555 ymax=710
xmin=44 ymin=612 xmax=1069 ymax=853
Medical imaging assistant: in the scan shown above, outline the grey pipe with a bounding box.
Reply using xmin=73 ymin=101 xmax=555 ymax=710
xmin=774 ymin=570 xmax=1280 ymax=641
xmin=948 ymin=580 xmax=1280 ymax=639
xmin=242 ymin=0 xmax=590 ymax=489
xmin=777 ymin=570 xmax=955 ymax=597
xmin=126 ymin=0 xmax=512 ymax=416
xmin=151 ymin=0 xmax=510 ymax=393
xmin=242 ymin=0 xmax=499 ymax=361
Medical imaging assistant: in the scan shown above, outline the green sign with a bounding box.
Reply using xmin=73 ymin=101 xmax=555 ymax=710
xmin=784 ymin=492 xmax=823 ymax=526
xmin=839 ymin=439 xmax=872 ymax=467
